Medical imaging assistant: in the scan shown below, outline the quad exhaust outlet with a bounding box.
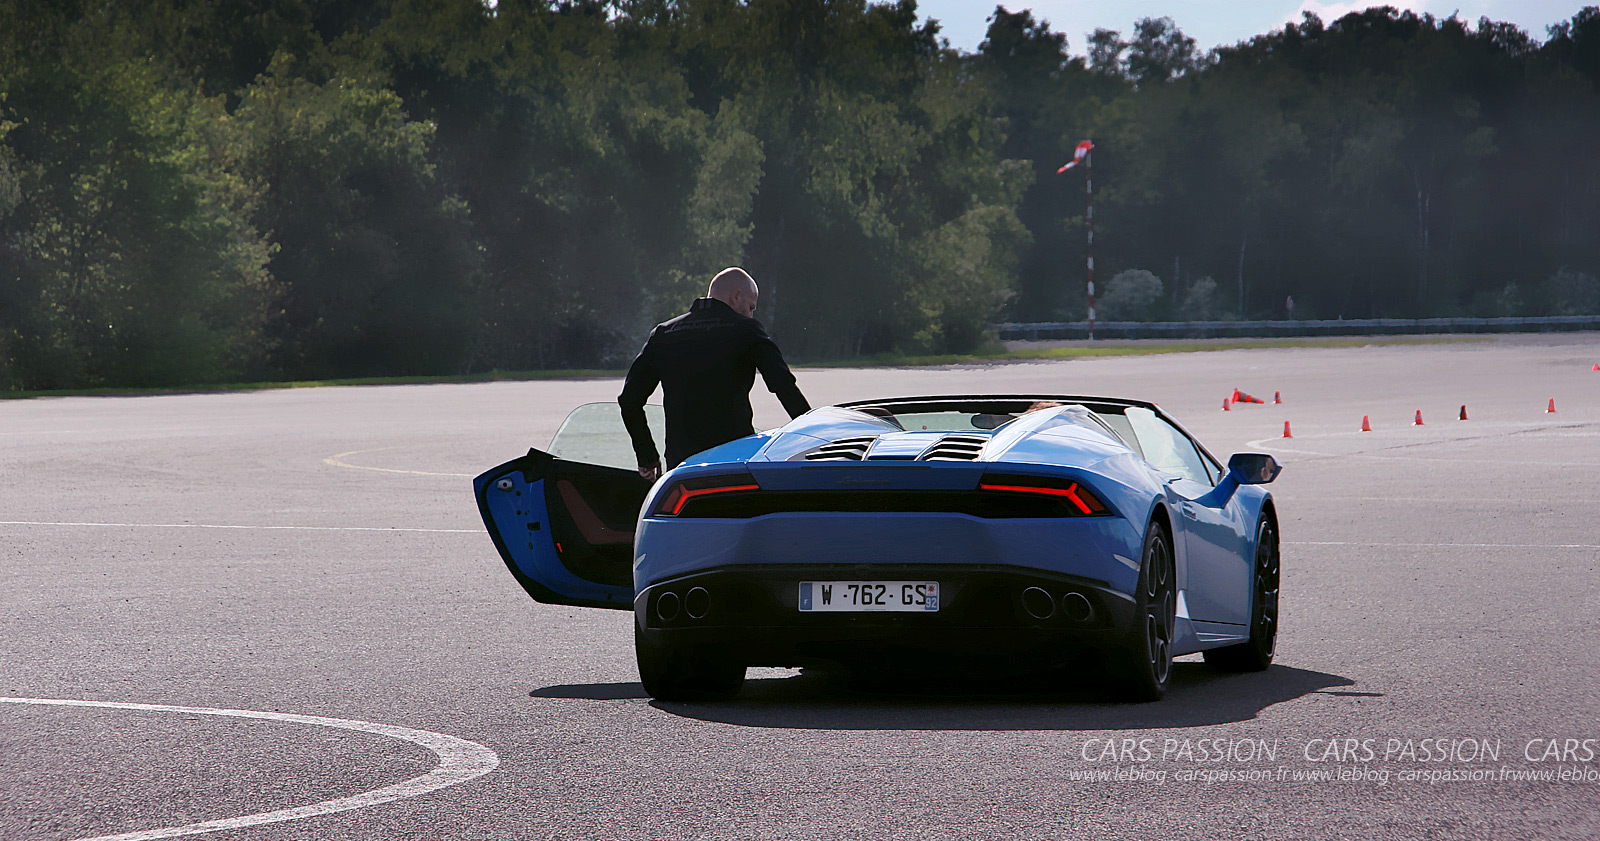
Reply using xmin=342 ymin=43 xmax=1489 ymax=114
xmin=655 ymin=586 xmax=712 ymax=623
xmin=1022 ymin=587 xmax=1096 ymax=623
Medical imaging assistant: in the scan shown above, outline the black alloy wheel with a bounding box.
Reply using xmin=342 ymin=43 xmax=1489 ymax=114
xmin=1204 ymin=515 xmax=1280 ymax=672
xmin=635 ymin=625 xmax=746 ymax=702
xmin=1114 ymin=519 xmax=1177 ymax=702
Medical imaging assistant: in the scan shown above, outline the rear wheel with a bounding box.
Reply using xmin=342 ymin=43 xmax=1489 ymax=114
xmin=635 ymin=625 xmax=745 ymax=702
xmin=1204 ymin=515 xmax=1279 ymax=672
xmin=1112 ymin=519 xmax=1176 ymax=702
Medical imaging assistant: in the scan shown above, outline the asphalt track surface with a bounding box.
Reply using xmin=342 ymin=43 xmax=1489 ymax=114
xmin=3 ymin=333 xmax=1598 ymax=840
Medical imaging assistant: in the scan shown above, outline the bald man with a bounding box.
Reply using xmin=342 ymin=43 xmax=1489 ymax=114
xmin=619 ymin=267 xmax=811 ymax=479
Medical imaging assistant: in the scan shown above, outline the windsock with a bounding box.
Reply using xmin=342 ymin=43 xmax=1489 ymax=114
xmin=1057 ymin=140 xmax=1094 ymax=173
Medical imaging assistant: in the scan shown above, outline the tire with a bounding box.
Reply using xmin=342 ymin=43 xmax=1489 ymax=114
xmin=1111 ymin=519 xmax=1177 ymax=702
xmin=1204 ymin=514 xmax=1280 ymax=672
xmin=635 ymin=625 xmax=745 ymax=702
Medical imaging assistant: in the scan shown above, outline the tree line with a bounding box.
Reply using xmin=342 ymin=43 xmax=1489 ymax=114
xmin=1 ymin=1 xmax=1597 ymax=389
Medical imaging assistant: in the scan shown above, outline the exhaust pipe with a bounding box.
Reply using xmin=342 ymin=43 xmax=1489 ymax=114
xmin=1021 ymin=587 xmax=1055 ymax=620
xmin=685 ymin=586 xmax=712 ymax=619
xmin=1061 ymin=591 xmax=1094 ymax=623
xmin=656 ymin=591 xmax=680 ymax=621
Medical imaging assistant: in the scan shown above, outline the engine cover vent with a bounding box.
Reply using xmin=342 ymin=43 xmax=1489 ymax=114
xmin=800 ymin=436 xmax=876 ymax=461
xmin=921 ymin=434 xmax=988 ymax=461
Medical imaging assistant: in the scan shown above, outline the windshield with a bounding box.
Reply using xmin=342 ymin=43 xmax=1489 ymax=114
xmin=547 ymin=402 xmax=666 ymax=471
xmin=889 ymin=411 xmax=1017 ymax=432
xmin=850 ymin=398 xmax=1148 ymax=454
xmin=869 ymin=400 xmax=1128 ymax=437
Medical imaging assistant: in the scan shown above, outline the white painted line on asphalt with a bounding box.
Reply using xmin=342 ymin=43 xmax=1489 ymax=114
xmin=0 ymin=697 xmax=499 ymax=841
xmin=1288 ymin=540 xmax=1600 ymax=549
xmin=0 ymin=520 xmax=476 ymax=534
xmin=323 ymin=447 xmax=474 ymax=477
xmin=1243 ymin=440 xmax=1338 ymax=456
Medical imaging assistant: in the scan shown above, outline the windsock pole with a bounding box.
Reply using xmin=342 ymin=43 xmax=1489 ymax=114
xmin=1085 ymin=147 xmax=1095 ymax=341
xmin=1059 ymin=140 xmax=1096 ymax=341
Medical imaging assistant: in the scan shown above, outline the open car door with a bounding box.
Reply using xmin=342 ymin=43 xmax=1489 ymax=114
xmin=474 ymin=403 xmax=664 ymax=610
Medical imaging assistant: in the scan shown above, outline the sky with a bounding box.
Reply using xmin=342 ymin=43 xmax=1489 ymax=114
xmin=912 ymin=1 xmax=1589 ymax=54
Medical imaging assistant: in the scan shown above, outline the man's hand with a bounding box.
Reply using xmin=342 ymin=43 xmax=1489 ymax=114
xmin=639 ymin=461 xmax=663 ymax=481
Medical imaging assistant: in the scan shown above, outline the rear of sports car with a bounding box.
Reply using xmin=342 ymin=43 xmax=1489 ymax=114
xmin=632 ymin=438 xmax=1153 ymax=677
xmin=477 ymin=397 xmax=1272 ymax=702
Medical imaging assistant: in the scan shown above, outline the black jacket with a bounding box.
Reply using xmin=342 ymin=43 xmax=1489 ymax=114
xmin=619 ymin=298 xmax=810 ymax=468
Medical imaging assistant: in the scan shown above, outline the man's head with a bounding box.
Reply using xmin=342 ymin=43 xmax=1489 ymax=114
xmin=708 ymin=267 xmax=759 ymax=318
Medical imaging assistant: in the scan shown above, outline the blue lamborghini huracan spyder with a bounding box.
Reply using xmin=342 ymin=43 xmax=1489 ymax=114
xmin=475 ymin=395 xmax=1282 ymax=702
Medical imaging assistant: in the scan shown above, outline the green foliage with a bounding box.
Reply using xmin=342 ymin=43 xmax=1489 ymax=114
xmin=359 ymin=0 xmax=718 ymax=369
xmin=1538 ymin=267 xmax=1600 ymax=315
xmin=0 ymin=6 xmax=275 ymax=389
xmin=0 ymin=109 xmax=25 ymax=387
xmin=228 ymin=56 xmax=478 ymax=377
xmin=4 ymin=2 xmax=1600 ymax=388
xmin=974 ymin=7 xmax=1108 ymax=321
xmin=646 ymin=0 xmax=1026 ymax=359
xmin=1097 ymin=269 xmax=1163 ymax=320
xmin=1177 ymin=276 xmax=1222 ymax=321
xmin=1124 ymin=17 xmax=1204 ymax=87
xmin=1002 ymin=6 xmax=1600 ymax=322
xmin=680 ymin=100 xmax=765 ymax=282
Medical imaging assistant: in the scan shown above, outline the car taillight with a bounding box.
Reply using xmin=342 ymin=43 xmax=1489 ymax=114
xmin=977 ymin=474 xmax=1109 ymax=516
xmin=652 ymin=473 xmax=761 ymax=517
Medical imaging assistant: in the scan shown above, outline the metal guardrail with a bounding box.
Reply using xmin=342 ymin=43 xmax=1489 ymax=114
xmin=995 ymin=315 xmax=1600 ymax=341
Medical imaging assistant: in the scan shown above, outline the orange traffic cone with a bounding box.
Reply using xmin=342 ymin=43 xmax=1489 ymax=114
xmin=1282 ymin=421 xmax=1293 ymax=438
xmin=1413 ymin=410 xmax=1424 ymax=426
xmin=1232 ymin=388 xmax=1242 ymax=403
xmin=1360 ymin=415 xmax=1372 ymax=432
xmin=1222 ymin=398 xmax=1231 ymax=411
xmin=1592 ymin=363 xmax=1599 ymax=371
xmin=1459 ymin=405 xmax=1468 ymax=421
xmin=1547 ymin=398 xmax=1557 ymax=413
xmin=1273 ymin=391 xmax=1282 ymax=404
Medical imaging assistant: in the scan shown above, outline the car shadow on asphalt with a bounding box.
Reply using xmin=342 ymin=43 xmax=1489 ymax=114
xmin=529 ymin=661 xmax=1359 ymax=729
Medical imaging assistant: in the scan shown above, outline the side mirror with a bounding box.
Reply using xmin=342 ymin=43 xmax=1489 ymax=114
xmin=1227 ymin=453 xmax=1281 ymax=485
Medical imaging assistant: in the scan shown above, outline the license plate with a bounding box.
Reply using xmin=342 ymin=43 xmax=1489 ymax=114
xmin=798 ymin=581 xmax=939 ymax=612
